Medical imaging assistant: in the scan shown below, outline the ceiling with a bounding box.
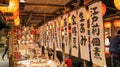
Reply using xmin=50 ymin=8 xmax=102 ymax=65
xmin=19 ymin=0 xmax=120 ymax=26
xmin=20 ymin=0 xmax=70 ymax=26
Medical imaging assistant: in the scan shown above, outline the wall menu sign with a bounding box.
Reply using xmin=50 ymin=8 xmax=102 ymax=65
xmin=71 ymin=11 xmax=79 ymax=57
xmin=78 ymin=7 xmax=90 ymax=61
xmin=89 ymin=1 xmax=106 ymax=66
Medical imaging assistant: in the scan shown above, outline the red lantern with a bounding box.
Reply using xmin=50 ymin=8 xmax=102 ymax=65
xmin=102 ymin=3 xmax=106 ymax=16
xmin=68 ymin=29 xmax=71 ymax=33
xmin=104 ymin=22 xmax=111 ymax=28
xmin=114 ymin=0 xmax=120 ymax=10
xmin=30 ymin=30 xmax=35 ymax=34
xmin=114 ymin=20 xmax=120 ymax=28
xmin=17 ymin=34 xmax=21 ymax=39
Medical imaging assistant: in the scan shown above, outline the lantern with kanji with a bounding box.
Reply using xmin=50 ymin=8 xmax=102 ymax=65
xmin=104 ymin=22 xmax=111 ymax=28
xmin=114 ymin=20 xmax=120 ymax=28
xmin=114 ymin=0 xmax=120 ymax=10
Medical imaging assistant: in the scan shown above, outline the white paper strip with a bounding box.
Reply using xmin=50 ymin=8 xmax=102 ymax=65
xmin=78 ymin=7 xmax=90 ymax=61
xmin=63 ymin=14 xmax=69 ymax=54
xmin=89 ymin=1 xmax=106 ymax=66
xmin=71 ymin=11 xmax=79 ymax=57
xmin=49 ymin=21 xmax=54 ymax=49
xmin=56 ymin=17 xmax=62 ymax=51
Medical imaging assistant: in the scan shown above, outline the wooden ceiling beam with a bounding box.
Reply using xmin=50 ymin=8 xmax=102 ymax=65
xmin=20 ymin=12 xmax=56 ymax=16
xmin=25 ymin=13 xmax=32 ymax=25
xmin=25 ymin=3 xmax=65 ymax=8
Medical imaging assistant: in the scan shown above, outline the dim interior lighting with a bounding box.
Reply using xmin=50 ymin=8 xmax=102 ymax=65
xmin=114 ymin=0 xmax=120 ymax=10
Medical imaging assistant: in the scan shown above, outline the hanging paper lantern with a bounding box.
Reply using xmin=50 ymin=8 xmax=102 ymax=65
xmin=104 ymin=22 xmax=111 ymax=28
xmin=114 ymin=0 xmax=120 ymax=10
xmin=114 ymin=20 xmax=120 ymax=27
xmin=68 ymin=16 xmax=71 ymax=23
xmin=14 ymin=17 xmax=20 ymax=26
xmin=60 ymin=20 xmax=64 ymax=27
xmin=102 ymin=3 xmax=106 ymax=16
xmin=86 ymin=10 xmax=90 ymax=20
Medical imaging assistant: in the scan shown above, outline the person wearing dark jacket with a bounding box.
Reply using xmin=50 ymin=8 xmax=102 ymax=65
xmin=109 ymin=30 xmax=120 ymax=67
xmin=41 ymin=45 xmax=45 ymax=56
xmin=56 ymin=50 xmax=63 ymax=64
xmin=2 ymin=44 xmax=8 ymax=60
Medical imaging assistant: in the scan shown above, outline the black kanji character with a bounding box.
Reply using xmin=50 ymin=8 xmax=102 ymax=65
xmin=80 ymin=23 xmax=85 ymax=33
xmin=80 ymin=35 xmax=87 ymax=46
xmin=92 ymin=38 xmax=100 ymax=46
xmin=79 ymin=12 xmax=85 ymax=22
xmin=93 ymin=47 xmax=102 ymax=60
xmin=73 ymin=37 xmax=77 ymax=48
xmin=72 ymin=15 xmax=76 ymax=25
xmin=92 ymin=23 xmax=100 ymax=35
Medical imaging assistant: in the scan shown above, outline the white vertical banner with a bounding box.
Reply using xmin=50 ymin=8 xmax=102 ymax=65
xmin=63 ymin=14 xmax=69 ymax=54
xmin=51 ymin=21 xmax=54 ymax=50
xmin=42 ymin=25 xmax=46 ymax=47
xmin=56 ymin=17 xmax=62 ymax=51
xmin=42 ymin=26 xmax=45 ymax=46
xmin=78 ymin=7 xmax=90 ymax=61
xmin=40 ymin=26 xmax=43 ymax=46
xmin=46 ymin=24 xmax=49 ymax=48
xmin=45 ymin=24 xmax=48 ymax=48
xmin=89 ymin=1 xmax=106 ymax=66
xmin=54 ymin=20 xmax=59 ymax=51
xmin=47 ymin=23 xmax=50 ymax=48
xmin=49 ymin=21 xmax=53 ymax=49
xmin=71 ymin=11 xmax=79 ymax=57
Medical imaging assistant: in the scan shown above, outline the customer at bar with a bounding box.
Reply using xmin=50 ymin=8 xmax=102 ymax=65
xmin=109 ymin=30 xmax=120 ymax=67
